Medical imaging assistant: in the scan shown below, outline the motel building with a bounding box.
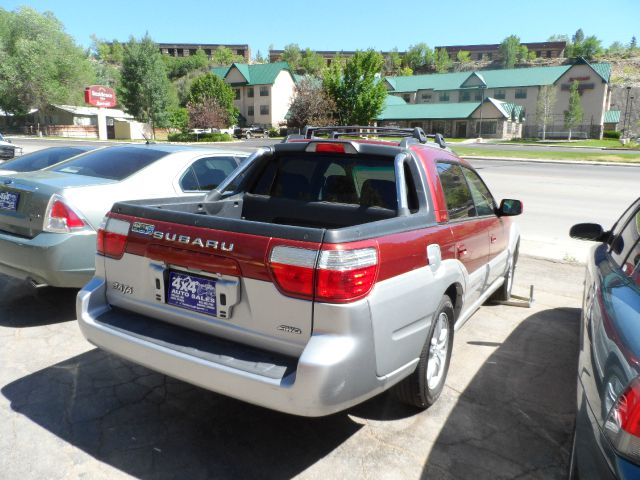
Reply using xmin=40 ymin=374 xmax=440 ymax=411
xmin=379 ymin=58 xmax=614 ymax=139
xmin=211 ymin=62 xmax=296 ymax=128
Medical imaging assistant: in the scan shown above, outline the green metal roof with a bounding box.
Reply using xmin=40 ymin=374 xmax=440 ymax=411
xmin=211 ymin=62 xmax=292 ymax=86
xmin=377 ymin=101 xmax=481 ymax=121
xmin=378 ymin=96 xmax=522 ymax=121
xmin=604 ymin=110 xmax=621 ymax=123
xmin=385 ymin=61 xmax=611 ymax=93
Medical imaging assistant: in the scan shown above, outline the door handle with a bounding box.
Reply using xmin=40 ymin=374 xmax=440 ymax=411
xmin=457 ymin=245 xmax=468 ymax=257
xmin=490 ymin=235 xmax=497 ymax=244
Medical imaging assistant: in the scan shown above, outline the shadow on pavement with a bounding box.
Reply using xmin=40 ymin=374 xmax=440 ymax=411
xmin=0 ymin=274 xmax=77 ymax=327
xmin=2 ymin=348 xmax=362 ymax=479
xmin=422 ymin=307 xmax=580 ymax=480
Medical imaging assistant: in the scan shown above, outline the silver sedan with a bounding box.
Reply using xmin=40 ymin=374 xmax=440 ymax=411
xmin=0 ymin=144 xmax=247 ymax=288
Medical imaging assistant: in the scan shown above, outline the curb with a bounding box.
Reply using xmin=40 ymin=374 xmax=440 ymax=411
xmin=493 ymin=142 xmax=640 ymax=152
xmin=460 ymin=155 xmax=640 ymax=167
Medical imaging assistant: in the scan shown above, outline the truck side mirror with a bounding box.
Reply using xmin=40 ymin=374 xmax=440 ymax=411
xmin=570 ymin=223 xmax=606 ymax=242
xmin=498 ymin=199 xmax=522 ymax=216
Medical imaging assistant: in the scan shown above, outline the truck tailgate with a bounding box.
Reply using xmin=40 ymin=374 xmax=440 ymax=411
xmin=100 ymin=212 xmax=323 ymax=357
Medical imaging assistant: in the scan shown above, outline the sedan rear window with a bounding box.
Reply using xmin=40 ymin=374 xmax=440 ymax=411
xmin=52 ymin=147 xmax=168 ymax=181
xmin=0 ymin=147 xmax=90 ymax=172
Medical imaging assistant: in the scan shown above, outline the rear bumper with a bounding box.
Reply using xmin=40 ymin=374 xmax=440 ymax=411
xmin=0 ymin=230 xmax=95 ymax=288
xmin=77 ymin=277 xmax=415 ymax=417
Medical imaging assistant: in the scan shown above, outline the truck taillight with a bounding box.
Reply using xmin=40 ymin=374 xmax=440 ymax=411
xmin=316 ymin=248 xmax=378 ymax=302
xmin=96 ymin=216 xmax=130 ymax=259
xmin=43 ymin=194 xmax=88 ymax=233
xmin=269 ymin=246 xmax=317 ymax=298
xmin=604 ymin=377 xmax=640 ymax=463
xmin=269 ymin=245 xmax=378 ymax=303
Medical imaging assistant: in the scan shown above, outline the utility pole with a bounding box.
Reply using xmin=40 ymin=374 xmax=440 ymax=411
xmin=623 ymin=86 xmax=632 ymax=139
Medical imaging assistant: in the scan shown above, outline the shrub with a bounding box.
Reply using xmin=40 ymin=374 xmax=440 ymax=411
xmin=603 ymin=130 xmax=621 ymax=139
xmin=167 ymin=132 xmax=233 ymax=142
xmin=267 ymin=127 xmax=280 ymax=138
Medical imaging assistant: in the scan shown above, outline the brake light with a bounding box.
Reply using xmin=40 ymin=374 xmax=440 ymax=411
xmin=604 ymin=376 xmax=640 ymax=463
xmin=268 ymin=245 xmax=378 ymax=302
xmin=316 ymin=248 xmax=378 ymax=302
xmin=269 ymin=246 xmax=317 ymax=298
xmin=96 ymin=216 xmax=130 ymax=259
xmin=315 ymin=143 xmax=346 ymax=153
xmin=43 ymin=195 xmax=87 ymax=233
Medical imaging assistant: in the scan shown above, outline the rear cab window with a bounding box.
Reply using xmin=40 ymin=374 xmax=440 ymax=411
xmin=52 ymin=147 xmax=168 ymax=181
xmin=250 ymin=154 xmax=398 ymax=209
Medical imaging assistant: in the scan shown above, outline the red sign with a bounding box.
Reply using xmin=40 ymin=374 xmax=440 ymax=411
xmin=84 ymin=85 xmax=117 ymax=108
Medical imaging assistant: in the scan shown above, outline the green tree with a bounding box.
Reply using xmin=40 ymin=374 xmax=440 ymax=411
xmin=253 ymin=50 xmax=266 ymax=63
xmin=572 ymin=29 xmax=585 ymax=44
xmin=548 ymin=34 xmax=570 ymax=42
xmin=211 ymin=46 xmax=243 ymax=66
xmin=454 ymin=50 xmax=472 ymax=72
xmin=607 ymin=41 xmax=626 ymax=56
xmin=384 ymin=48 xmax=403 ymax=75
xmin=499 ymin=35 xmax=521 ymax=68
xmin=579 ymin=36 xmax=603 ymax=60
xmin=434 ymin=48 xmax=452 ymax=73
xmin=404 ymin=43 xmax=433 ymax=71
xmin=630 ymin=36 xmax=638 ymax=51
xmin=536 ymin=85 xmax=557 ymax=140
xmin=323 ymin=50 xmax=387 ymax=125
xmin=299 ymin=49 xmax=326 ymax=76
xmin=187 ymin=73 xmax=238 ymax=126
xmin=564 ymin=80 xmax=583 ymax=140
xmin=162 ymin=48 xmax=209 ymax=80
xmin=280 ymin=43 xmax=303 ymax=71
xmin=0 ymin=7 xmax=95 ymax=115
xmin=167 ymin=106 xmax=189 ymax=133
xmin=118 ymin=34 xmax=173 ymax=137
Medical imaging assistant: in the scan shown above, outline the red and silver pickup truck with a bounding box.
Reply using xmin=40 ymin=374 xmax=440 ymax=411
xmin=77 ymin=126 xmax=522 ymax=417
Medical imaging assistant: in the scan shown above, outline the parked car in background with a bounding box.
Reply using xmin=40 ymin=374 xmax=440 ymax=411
xmin=0 ymin=132 xmax=17 ymax=160
xmin=0 ymin=146 xmax=95 ymax=175
xmin=233 ymin=125 xmax=267 ymax=139
xmin=569 ymin=197 xmax=640 ymax=479
xmin=0 ymin=144 xmax=247 ymax=288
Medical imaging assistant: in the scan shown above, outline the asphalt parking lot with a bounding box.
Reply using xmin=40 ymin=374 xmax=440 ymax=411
xmin=0 ymin=255 xmax=582 ymax=480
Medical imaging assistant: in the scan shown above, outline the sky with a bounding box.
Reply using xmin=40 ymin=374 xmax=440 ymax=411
xmin=2 ymin=0 xmax=638 ymax=57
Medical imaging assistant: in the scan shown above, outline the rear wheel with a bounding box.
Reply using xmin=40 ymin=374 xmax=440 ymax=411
xmin=491 ymin=241 xmax=519 ymax=302
xmin=394 ymin=295 xmax=454 ymax=408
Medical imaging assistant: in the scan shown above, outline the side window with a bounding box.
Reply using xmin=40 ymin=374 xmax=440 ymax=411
xmin=180 ymin=156 xmax=238 ymax=191
xmin=610 ymin=208 xmax=640 ymax=270
xmin=437 ymin=162 xmax=476 ymax=220
xmin=461 ymin=167 xmax=496 ymax=216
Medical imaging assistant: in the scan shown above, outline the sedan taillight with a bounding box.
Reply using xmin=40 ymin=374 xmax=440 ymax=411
xmin=43 ymin=194 xmax=89 ymax=233
xmin=604 ymin=376 xmax=640 ymax=463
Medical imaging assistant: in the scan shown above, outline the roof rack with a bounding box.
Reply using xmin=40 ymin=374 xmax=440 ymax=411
xmin=292 ymin=126 xmax=447 ymax=149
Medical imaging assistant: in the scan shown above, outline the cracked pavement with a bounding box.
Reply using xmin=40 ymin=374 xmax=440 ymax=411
xmin=0 ymin=256 xmax=582 ymax=479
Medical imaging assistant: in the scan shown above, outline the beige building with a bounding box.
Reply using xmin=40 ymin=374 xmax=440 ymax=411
xmin=159 ymin=43 xmax=250 ymax=62
xmin=384 ymin=59 xmax=613 ymax=138
xmin=212 ymin=62 xmax=296 ymax=128
xmin=435 ymin=41 xmax=566 ymax=61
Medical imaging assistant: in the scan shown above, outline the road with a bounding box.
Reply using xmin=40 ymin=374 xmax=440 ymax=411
xmin=7 ymin=136 xmax=640 ymax=262
xmin=0 ymin=256 xmax=582 ymax=480
xmin=458 ymin=141 xmax=640 ymax=155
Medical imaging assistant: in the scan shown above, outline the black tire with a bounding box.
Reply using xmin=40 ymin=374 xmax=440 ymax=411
xmin=246 ymin=132 xmax=252 ymax=139
xmin=393 ymin=295 xmax=454 ymax=408
xmin=491 ymin=241 xmax=519 ymax=302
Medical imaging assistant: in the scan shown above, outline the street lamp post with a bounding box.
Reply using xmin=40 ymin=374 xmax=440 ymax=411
xmin=478 ymin=85 xmax=486 ymax=140
xmin=623 ymin=86 xmax=632 ymax=139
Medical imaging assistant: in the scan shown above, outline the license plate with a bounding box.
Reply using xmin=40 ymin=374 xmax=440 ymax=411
xmin=167 ymin=271 xmax=217 ymax=316
xmin=0 ymin=191 xmax=19 ymax=211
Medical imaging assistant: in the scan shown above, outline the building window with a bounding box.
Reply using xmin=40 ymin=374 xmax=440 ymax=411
xmin=234 ymin=89 xmax=241 ymax=100
xmin=237 ymin=49 xmax=244 ymax=56
xmin=478 ymin=121 xmax=497 ymax=135
xmin=546 ymin=50 xmax=552 ymax=58
xmin=421 ymin=93 xmax=432 ymax=102
xmin=515 ymin=88 xmax=527 ymax=99
xmin=248 ymin=106 xmax=254 ymax=116
xmin=474 ymin=90 xmax=483 ymax=101
xmin=260 ymin=86 xmax=269 ymax=96
xmin=439 ymin=91 xmax=450 ymax=102
xmin=403 ymin=94 xmax=411 ymax=102
xmin=248 ymin=87 xmax=254 ymax=98
xmin=459 ymin=91 xmax=471 ymax=102
xmin=477 ymin=53 xmax=483 ymax=60
xmin=494 ymin=89 xmax=506 ymax=100
xmin=536 ymin=51 xmax=541 ymax=57
xmin=487 ymin=53 xmax=493 ymax=60
xmin=507 ymin=122 xmax=513 ymax=134
xmin=260 ymin=105 xmax=269 ymax=115
xmin=432 ymin=121 xmax=445 ymax=134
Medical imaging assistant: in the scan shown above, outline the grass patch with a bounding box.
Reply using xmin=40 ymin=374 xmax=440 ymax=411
xmin=452 ymin=146 xmax=640 ymax=163
xmin=499 ymin=138 xmax=639 ymax=149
